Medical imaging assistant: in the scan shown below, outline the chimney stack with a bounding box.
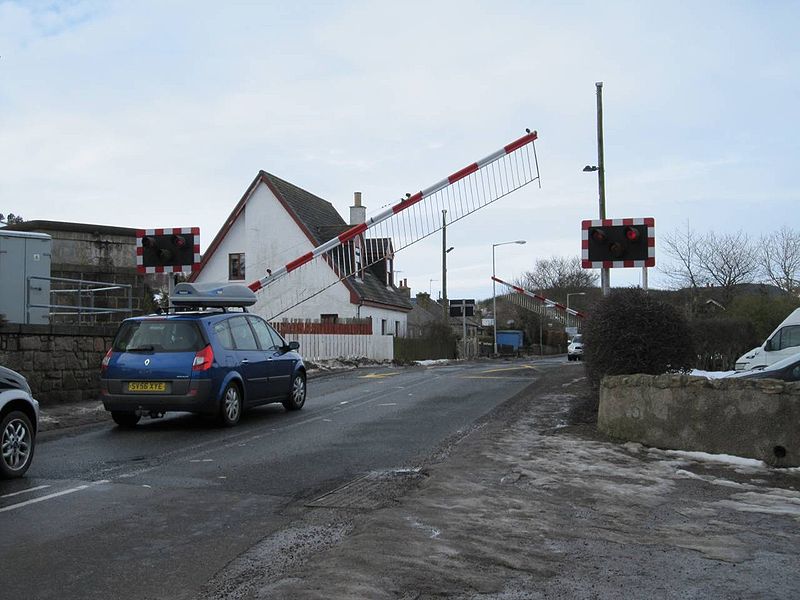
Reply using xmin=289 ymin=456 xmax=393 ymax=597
xmin=350 ymin=191 xmax=366 ymax=225
xmin=398 ymin=278 xmax=411 ymax=298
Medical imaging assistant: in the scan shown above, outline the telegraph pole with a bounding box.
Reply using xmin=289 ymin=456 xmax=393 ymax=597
xmin=442 ymin=210 xmax=448 ymax=321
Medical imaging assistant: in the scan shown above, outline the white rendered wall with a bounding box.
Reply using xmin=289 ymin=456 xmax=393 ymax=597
xmin=195 ymin=180 xmax=407 ymax=357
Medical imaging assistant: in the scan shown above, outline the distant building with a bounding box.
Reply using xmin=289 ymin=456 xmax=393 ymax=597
xmin=3 ymin=220 xmax=157 ymax=319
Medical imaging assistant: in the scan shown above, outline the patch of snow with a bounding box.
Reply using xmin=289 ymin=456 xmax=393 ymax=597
xmin=415 ymin=359 xmax=452 ymax=366
xmin=650 ymin=448 xmax=766 ymax=469
xmin=690 ymin=369 xmax=737 ymax=379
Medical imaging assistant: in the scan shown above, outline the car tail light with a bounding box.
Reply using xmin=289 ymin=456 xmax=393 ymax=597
xmin=192 ymin=344 xmax=214 ymax=371
xmin=101 ymin=348 xmax=113 ymax=374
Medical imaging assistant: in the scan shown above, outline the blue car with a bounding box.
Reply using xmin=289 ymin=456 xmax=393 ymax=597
xmin=100 ymin=283 xmax=306 ymax=428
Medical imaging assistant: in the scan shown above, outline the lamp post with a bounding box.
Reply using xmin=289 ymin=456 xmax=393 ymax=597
xmin=429 ymin=278 xmax=438 ymax=296
xmin=492 ymin=240 xmax=527 ymax=355
xmin=584 ymin=81 xmax=609 ymax=296
xmin=567 ymin=292 xmax=586 ymax=333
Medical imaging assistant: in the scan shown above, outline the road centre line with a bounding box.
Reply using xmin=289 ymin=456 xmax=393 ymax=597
xmin=1 ymin=484 xmax=51 ymax=499
xmin=0 ymin=480 xmax=110 ymax=513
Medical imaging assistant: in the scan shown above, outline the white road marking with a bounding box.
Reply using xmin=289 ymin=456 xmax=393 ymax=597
xmin=1 ymin=484 xmax=51 ymax=499
xmin=0 ymin=480 xmax=110 ymax=513
xmin=378 ymin=403 xmax=397 ymax=406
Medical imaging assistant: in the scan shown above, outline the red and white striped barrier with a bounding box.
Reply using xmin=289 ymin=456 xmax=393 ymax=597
xmin=248 ymin=131 xmax=539 ymax=292
xmin=492 ymin=276 xmax=587 ymax=320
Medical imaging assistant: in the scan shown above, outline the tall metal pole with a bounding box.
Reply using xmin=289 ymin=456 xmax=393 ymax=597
xmin=442 ymin=210 xmax=448 ymax=321
xmin=596 ymin=81 xmax=610 ymax=296
xmin=492 ymin=246 xmax=497 ymax=356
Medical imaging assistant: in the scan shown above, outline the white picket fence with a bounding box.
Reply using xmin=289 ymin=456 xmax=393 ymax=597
xmin=270 ymin=318 xmax=393 ymax=361
xmin=279 ymin=332 xmax=393 ymax=362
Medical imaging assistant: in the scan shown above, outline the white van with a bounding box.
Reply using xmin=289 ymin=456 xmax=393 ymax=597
xmin=735 ymin=307 xmax=800 ymax=371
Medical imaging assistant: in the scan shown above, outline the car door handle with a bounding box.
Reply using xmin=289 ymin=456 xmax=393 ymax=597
xmin=240 ymin=358 xmax=249 ymax=364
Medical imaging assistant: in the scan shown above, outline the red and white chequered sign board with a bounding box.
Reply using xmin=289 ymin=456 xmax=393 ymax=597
xmin=136 ymin=227 xmax=201 ymax=274
xmin=581 ymin=217 xmax=655 ymax=269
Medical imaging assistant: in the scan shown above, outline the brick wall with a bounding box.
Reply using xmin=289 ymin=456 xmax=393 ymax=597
xmin=0 ymin=323 xmax=117 ymax=405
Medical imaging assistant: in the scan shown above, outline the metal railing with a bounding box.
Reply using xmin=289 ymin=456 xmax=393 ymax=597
xmin=27 ymin=275 xmax=133 ymax=325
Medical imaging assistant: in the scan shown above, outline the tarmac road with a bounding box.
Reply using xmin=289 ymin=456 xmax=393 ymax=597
xmin=0 ymin=358 xmax=545 ymax=599
xmin=199 ymin=362 xmax=800 ymax=600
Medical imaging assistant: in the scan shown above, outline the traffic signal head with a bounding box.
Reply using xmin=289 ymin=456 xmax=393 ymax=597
xmin=582 ymin=219 xmax=654 ymax=267
xmin=137 ymin=228 xmax=200 ymax=273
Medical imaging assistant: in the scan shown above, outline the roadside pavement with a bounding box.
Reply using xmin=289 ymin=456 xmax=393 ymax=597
xmin=198 ymin=362 xmax=800 ymax=599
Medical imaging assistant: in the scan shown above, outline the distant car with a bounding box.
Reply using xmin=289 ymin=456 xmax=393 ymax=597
xmin=100 ymin=283 xmax=307 ymax=428
xmin=567 ymin=334 xmax=584 ymax=361
xmin=0 ymin=365 xmax=39 ymax=478
xmin=729 ymin=351 xmax=800 ymax=382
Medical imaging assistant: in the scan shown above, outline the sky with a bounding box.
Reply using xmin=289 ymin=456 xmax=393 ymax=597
xmin=1 ymin=0 xmax=798 ymax=306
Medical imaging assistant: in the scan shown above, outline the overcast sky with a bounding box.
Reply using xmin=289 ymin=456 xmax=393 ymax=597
xmin=1 ymin=1 xmax=798 ymax=304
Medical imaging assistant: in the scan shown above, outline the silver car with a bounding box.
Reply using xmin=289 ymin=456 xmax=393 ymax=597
xmin=0 ymin=365 xmax=39 ymax=478
xmin=567 ymin=334 xmax=584 ymax=361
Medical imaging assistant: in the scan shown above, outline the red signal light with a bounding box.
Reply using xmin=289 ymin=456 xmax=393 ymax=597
xmin=625 ymin=226 xmax=640 ymax=242
xmin=172 ymin=235 xmax=187 ymax=248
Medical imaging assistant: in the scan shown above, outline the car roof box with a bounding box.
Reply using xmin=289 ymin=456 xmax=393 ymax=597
xmin=170 ymin=282 xmax=257 ymax=308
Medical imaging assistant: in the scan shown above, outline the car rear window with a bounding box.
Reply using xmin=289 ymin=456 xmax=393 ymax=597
xmin=113 ymin=320 xmax=205 ymax=353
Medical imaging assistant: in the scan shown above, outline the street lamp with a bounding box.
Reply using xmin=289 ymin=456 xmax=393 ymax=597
xmin=584 ymin=81 xmax=609 ymax=295
xmin=492 ymin=240 xmax=527 ymax=355
xmin=429 ymin=278 xmax=438 ymax=296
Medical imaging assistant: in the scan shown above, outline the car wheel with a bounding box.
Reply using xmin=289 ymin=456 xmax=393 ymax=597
xmin=1 ymin=411 xmax=35 ymax=479
xmin=283 ymin=372 xmax=306 ymax=411
xmin=218 ymin=383 xmax=242 ymax=427
xmin=111 ymin=411 xmax=141 ymax=428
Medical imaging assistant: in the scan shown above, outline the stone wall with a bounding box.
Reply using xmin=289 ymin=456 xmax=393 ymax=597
xmin=598 ymin=374 xmax=800 ymax=467
xmin=0 ymin=323 xmax=116 ymax=405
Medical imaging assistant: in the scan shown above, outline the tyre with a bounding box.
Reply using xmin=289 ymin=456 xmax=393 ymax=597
xmin=218 ymin=383 xmax=242 ymax=427
xmin=111 ymin=411 xmax=141 ymax=428
xmin=1 ymin=410 xmax=35 ymax=479
xmin=283 ymin=372 xmax=306 ymax=411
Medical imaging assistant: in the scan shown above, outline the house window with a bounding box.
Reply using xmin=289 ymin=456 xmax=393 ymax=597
xmin=381 ymin=319 xmax=388 ymax=335
xmin=229 ymin=253 xmax=245 ymax=280
xmin=395 ymin=320 xmax=400 ymax=336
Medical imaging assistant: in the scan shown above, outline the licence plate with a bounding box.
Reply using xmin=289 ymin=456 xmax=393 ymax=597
xmin=127 ymin=381 xmax=167 ymax=393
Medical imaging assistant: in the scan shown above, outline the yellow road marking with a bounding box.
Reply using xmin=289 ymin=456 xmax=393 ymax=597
xmin=479 ymin=365 xmax=539 ymax=374
xmin=359 ymin=372 xmax=401 ymax=379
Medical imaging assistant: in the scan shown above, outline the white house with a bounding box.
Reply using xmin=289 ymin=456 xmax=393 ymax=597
xmin=189 ymin=171 xmax=411 ymax=359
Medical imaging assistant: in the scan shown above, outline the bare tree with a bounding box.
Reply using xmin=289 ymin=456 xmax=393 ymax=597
xmin=760 ymin=226 xmax=800 ymax=294
xmin=659 ymin=221 xmax=707 ymax=289
xmin=519 ymin=256 xmax=598 ymax=291
xmin=696 ymin=230 xmax=759 ymax=300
